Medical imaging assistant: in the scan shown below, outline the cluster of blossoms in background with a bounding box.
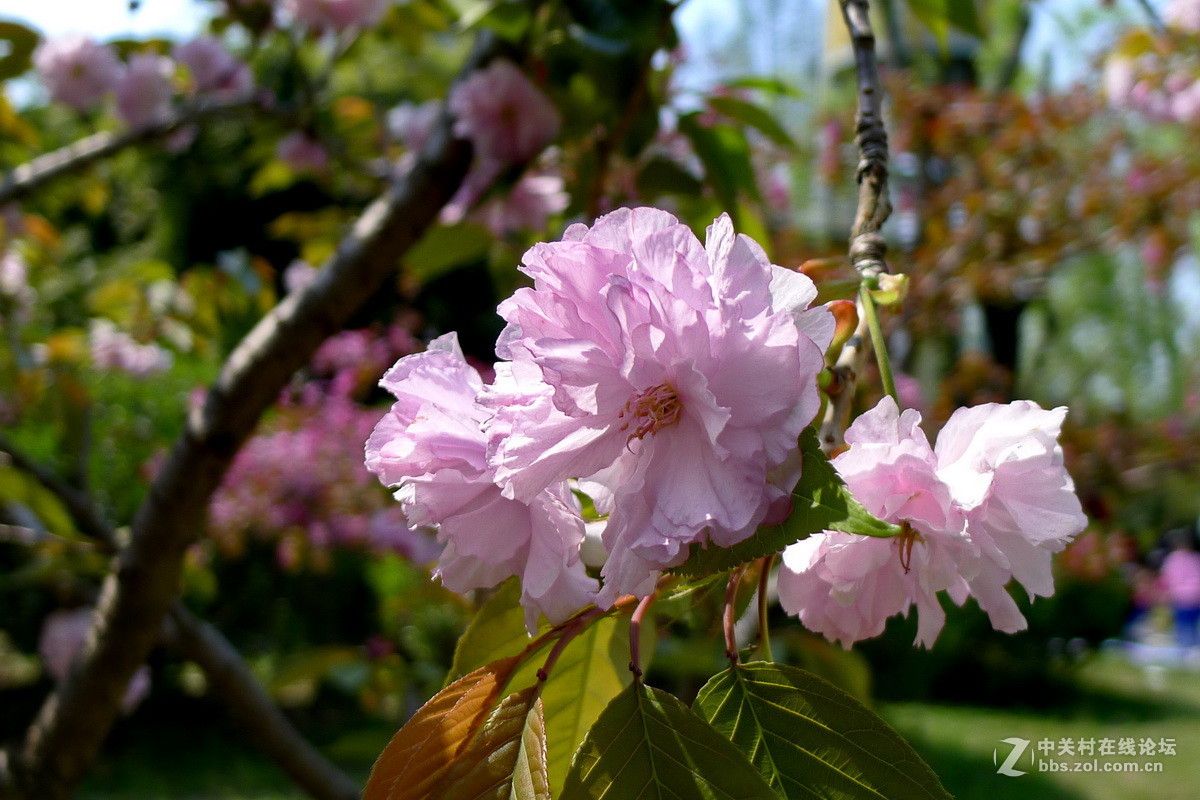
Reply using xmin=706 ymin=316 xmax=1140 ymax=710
xmin=89 ymin=320 xmax=174 ymax=377
xmin=209 ymin=324 xmax=437 ymax=571
xmin=33 ymin=34 xmax=255 ymax=126
xmin=366 ymin=205 xmax=1087 ymax=641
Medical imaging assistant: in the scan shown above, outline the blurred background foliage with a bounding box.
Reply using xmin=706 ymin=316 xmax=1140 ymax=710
xmin=2 ymin=0 xmax=1200 ymax=797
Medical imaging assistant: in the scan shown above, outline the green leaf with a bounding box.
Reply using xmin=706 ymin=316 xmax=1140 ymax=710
xmin=510 ymin=616 xmax=630 ymax=796
xmin=673 ymin=427 xmax=901 ymax=577
xmin=438 ymin=687 xmax=551 ymax=800
xmin=0 ymin=21 xmax=40 ymax=81
xmin=635 ymin=156 xmax=703 ymax=199
xmin=560 ymin=682 xmax=778 ymax=800
xmin=904 ymin=0 xmax=983 ymax=47
xmin=678 ymin=113 xmax=761 ymax=218
xmin=694 ymin=662 xmax=950 ymax=800
xmin=448 ymin=579 xmax=549 ymax=683
xmin=709 ymin=96 xmax=794 ymax=148
xmin=0 ymin=465 xmax=81 ymax=543
xmin=405 ymin=222 xmax=493 ymax=284
xmin=725 ymin=76 xmax=803 ymax=97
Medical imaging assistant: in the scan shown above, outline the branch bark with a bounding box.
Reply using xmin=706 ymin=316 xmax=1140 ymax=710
xmin=838 ymin=0 xmax=892 ymax=281
xmin=0 ymin=97 xmax=258 ymax=207
xmin=0 ymin=32 xmax=501 ymax=800
xmin=0 ymin=435 xmax=359 ymax=800
xmin=819 ymin=0 xmax=894 ymax=450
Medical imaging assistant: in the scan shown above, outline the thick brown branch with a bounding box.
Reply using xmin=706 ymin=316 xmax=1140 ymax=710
xmin=2 ymin=32 xmax=500 ymax=800
xmin=0 ymin=97 xmax=259 ymax=207
xmin=0 ymin=437 xmax=359 ymax=800
xmin=839 ymin=0 xmax=892 ymax=280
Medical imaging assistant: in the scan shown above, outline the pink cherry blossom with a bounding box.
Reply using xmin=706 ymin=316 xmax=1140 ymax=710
xmin=175 ymin=37 xmax=253 ymax=97
xmin=89 ymin=320 xmax=173 ymax=377
xmin=277 ymin=132 xmax=329 ymax=172
xmin=285 ymin=0 xmax=389 ymax=33
xmin=449 ymin=59 xmax=561 ymax=165
xmin=1166 ymin=0 xmax=1200 ymax=32
xmin=34 ymin=35 xmax=122 ymax=110
xmin=39 ymin=608 xmax=151 ymax=713
xmin=478 ymin=173 xmax=570 ymax=235
xmin=116 ymin=53 xmax=176 ymax=128
xmin=388 ymin=99 xmax=441 ymax=153
xmin=778 ymin=396 xmax=1086 ymax=647
xmin=366 ymin=333 xmax=597 ymax=629
xmin=483 ymin=208 xmax=832 ymax=602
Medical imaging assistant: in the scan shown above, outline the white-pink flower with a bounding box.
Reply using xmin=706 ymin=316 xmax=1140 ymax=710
xmin=116 ymin=53 xmax=176 ymax=128
xmin=175 ymin=37 xmax=253 ymax=97
xmin=483 ymin=208 xmax=832 ymax=602
xmin=778 ymin=396 xmax=1087 ymax=647
xmin=388 ymin=100 xmax=440 ymax=153
xmin=285 ymin=0 xmax=389 ymax=33
xmin=89 ymin=320 xmax=173 ymax=377
xmin=39 ymin=607 xmax=151 ymax=714
xmin=34 ymin=35 xmax=122 ymax=110
xmin=365 ymin=333 xmax=597 ymax=630
xmin=449 ymin=60 xmax=560 ymax=165
xmin=1166 ymin=0 xmax=1200 ymax=32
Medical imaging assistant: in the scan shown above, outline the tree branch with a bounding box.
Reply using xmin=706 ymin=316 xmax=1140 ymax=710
xmin=0 ymin=436 xmax=359 ymax=800
xmin=164 ymin=608 xmax=360 ymax=800
xmin=838 ymin=0 xmax=892 ymax=281
xmin=1 ymin=32 xmax=501 ymax=800
xmin=817 ymin=1 xmax=895 ymax=450
xmin=0 ymin=97 xmax=259 ymax=207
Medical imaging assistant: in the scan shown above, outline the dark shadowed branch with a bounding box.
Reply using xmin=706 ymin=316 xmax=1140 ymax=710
xmin=0 ymin=31 xmax=502 ymax=800
xmin=0 ymin=436 xmax=360 ymax=800
xmin=0 ymin=97 xmax=260 ymax=207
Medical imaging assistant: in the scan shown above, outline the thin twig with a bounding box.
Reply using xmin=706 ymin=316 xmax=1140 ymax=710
xmin=756 ymin=554 xmax=775 ymax=662
xmin=0 ymin=96 xmax=259 ymax=207
xmin=628 ymin=593 xmax=656 ymax=683
xmin=723 ymin=566 xmax=746 ymax=666
xmin=839 ymin=0 xmax=893 ymax=281
xmin=1132 ymin=0 xmax=1166 ymax=32
xmin=818 ymin=311 xmax=870 ymax=454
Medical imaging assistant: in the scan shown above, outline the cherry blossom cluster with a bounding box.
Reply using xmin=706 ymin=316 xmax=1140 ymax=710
xmin=89 ymin=320 xmax=174 ymax=377
xmin=366 ymin=206 xmax=1087 ymax=640
xmin=778 ymin=397 xmax=1087 ymax=647
xmin=33 ymin=35 xmax=253 ymax=127
xmin=367 ymin=208 xmax=832 ymax=627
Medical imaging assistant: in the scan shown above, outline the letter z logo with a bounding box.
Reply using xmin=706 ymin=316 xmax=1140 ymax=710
xmin=994 ymin=737 xmax=1030 ymax=777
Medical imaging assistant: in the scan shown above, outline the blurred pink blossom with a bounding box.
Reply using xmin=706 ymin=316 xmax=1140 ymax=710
xmin=285 ymin=0 xmax=389 ymax=33
xmin=89 ymin=320 xmax=173 ymax=377
xmin=277 ymin=132 xmax=329 ymax=172
xmin=39 ymin=608 xmax=151 ymax=713
xmin=1166 ymin=0 xmax=1200 ymax=31
xmin=34 ymin=35 xmax=122 ymax=110
xmin=387 ymin=99 xmax=440 ymax=153
xmin=116 ymin=53 xmax=176 ymax=128
xmin=175 ymin=37 xmax=253 ymax=97
xmin=449 ymin=59 xmax=560 ymax=165
xmin=477 ymin=173 xmax=569 ymax=235
xmin=283 ymin=259 xmax=319 ymax=294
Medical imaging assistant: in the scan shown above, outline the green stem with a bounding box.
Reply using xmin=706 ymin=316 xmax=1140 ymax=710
xmin=756 ymin=554 xmax=774 ymax=662
xmin=859 ymin=285 xmax=897 ymax=404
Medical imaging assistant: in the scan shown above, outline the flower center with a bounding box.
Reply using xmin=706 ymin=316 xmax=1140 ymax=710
xmin=617 ymin=382 xmax=682 ymax=444
xmin=896 ymin=520 xmax=923 ymax=574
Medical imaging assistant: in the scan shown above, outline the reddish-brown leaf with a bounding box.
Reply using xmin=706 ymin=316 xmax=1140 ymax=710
xmin=363 ymin=656 xmax=520 ymax=800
